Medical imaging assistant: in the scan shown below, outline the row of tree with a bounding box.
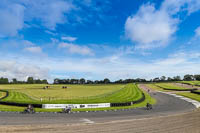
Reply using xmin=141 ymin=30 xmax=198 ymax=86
xmin=0 ymin=74 xmax=200 ymax=84
xmin=53 ymin=78 xmax=112 ymax=84
xmin=0 ymin=77 xmax=48 ymax=84
xmin=0 ymin=77 xmax=9 ymax=84
xmin=54 ymin=74 xmax=200 ymax=84
xmin=151 ymin=74 xmax=200 ymax=82
xmin=183 ymin=74 xmax=200 ymax=81
xmin=26 ymin=77 xmax=48 ymax=84
xmin=54 ymin=78 xmax=153 ymax=84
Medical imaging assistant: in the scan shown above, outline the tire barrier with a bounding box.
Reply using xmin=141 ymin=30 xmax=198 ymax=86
xmin=190 ymin=90 xmax=200 ymax=95
xmin=0 ymin=101 xmax=42 ymax=108
xmin=111 ymin=102 xmax=131 ymax=107
xmin=0 ymin=90 xmax=42 ymax=108
xmin=163 ymin=88 xmax=197 ymax=91
xmin=180 ymin=83 xmax=192 ymax=85
xmin=110 ymin=92 xmax=145 ymax=107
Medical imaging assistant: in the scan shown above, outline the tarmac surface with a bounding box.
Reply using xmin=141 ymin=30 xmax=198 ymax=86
xmin=0 ymin=86 xmax=199 ymax=133
xmin=0 ymin=92 xmax=196 ymax=124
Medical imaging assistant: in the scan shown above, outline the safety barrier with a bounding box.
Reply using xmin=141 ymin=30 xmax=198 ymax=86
xmin=191 ymin=90 xmax=200 ymax=95
xmin=163 ymin=88 xmax=197 ymax=91
xmin=42 ymin=103 xmax=111 ymax=109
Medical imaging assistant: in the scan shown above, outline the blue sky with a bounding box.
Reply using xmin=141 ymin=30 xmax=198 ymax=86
xmin=1 ymin=0 xmax=200 ymax=82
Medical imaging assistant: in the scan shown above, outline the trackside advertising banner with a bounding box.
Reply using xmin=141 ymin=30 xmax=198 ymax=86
xmin=42 ymin=103 xmax=111 ymax=109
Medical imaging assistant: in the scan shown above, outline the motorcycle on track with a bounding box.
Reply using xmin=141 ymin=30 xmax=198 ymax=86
xmin=62 ymin=106 xmax=72 ymax=114
xmin=21 ymin=104 xmax=35 ymax=114
xmin=146 ymin=103 xmax=152 ymax=110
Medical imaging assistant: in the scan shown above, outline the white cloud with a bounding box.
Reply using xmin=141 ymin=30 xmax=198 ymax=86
xmin=24 ymin=46 xmax=42 ymax=54
xmin=45 ymin=30 xmax=57 ymax=36
xmin=0 ymin=0 xmax=75 ymax=37
xmin=59 ymin=42 xmax=94 ymax=56
xmin=1 ymin=49 xmax=200 ymax=82
xmin=125 ymin=4 xmax=177 ymax=49
xmin=0 ymin=60 xmax=49 ymax=81
xmin=125 ymin=0 xmax=200 ymax=49
xmin=0 ymin=1 xmax=24 ymax=37
xmin=61 ymin=36 xmax=77 ymax=42
xmin=195 ymin=26 xmax=200 ymax=37
xmin=50 ymin=38 xmax=59 ymax=44
xmin=22 ymin=40 xmax=35 ymax=46
xmin=23 ymin=0 xmax=75 ymax=30
xmin=150 ymin=51 xmax=200 ymax=77
xmin=161 ymin=0 xmax=200 ymax=15
xmin=44 ymin=50 xmax=200 ymax=80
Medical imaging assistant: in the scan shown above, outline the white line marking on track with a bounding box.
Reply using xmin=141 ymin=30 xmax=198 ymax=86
xmin=80 ymin=118 xmax=95 ymax=124
xmin=158 ymin=91 xmax=200 ymax=108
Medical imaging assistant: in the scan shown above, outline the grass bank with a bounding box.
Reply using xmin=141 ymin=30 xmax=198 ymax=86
xmin=1 ymin=84 xmax=143 ymax=104
xmin=176 ymin=92 xmax=200 ymax=102
xmin=0 ymin=84 xmax=155 ymax=112
xmin=179 ymin=81 xmax=200 ymax=86
xmin=155 ymin=83 xmax=192 ymax=91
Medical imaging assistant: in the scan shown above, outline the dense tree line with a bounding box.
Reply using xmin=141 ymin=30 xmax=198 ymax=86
xmin=54 ymin=78 xmax=147 ymax=84
xmin=151 ymin=74 xmax=200 ymax=82
xmin=0 ymin=77 xmax=9 ymax=84
xmin=0 ymin=74 xmax=200 ymax=84
xmin=26 ymin=77 xmax=48 ymax=84
xmin=53 ymin=78 xmax=112 ymax=84
xmin=151 ymin=76 xmax=181 ymax=82
xmin=0 ymin=77 xmax=48 ymax=84
xmin=54 ymin=74 xmax=200 ymax=84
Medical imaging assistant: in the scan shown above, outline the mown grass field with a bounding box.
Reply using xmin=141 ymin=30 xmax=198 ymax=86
xmin=0 ymin=89 xmax=155 ymax=112
xmin=0 ymin=84 xmax=124 ymax=99
xmin=179 ymin=81 xmax=200 ymax=86
xmin=194 ymin=90 xmax=200 ymax=92
xmin=155 ymin=83 xmax=190 ymax=90
xmin=0 ymin=84 xmax=123 ymax=104
xmin=0 ymin=84 xmax=144 ymax=104
xmin=146 ymin=83 xmax=200 ymax=102
xmin=0 ymin=83 xmax=155 ymax=112
xmin=145 ymin=84 xmax=168 ymax=91
xmin=176 ymin=92 xmax=200 ymax=102
xmin=0 ymin=91 xmax=6 ymax=99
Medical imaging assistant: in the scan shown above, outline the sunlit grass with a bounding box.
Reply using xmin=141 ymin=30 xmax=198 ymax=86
xmin=0 ymin=85 xmax=156 ymax=112
xmin=155 ymin=83 xmax=190 ymax=90
xmin=0 ymin=84 xmax=143 ymax=104
xmin=179 ymin=81 xmax=200 ymax=86
xmin=176 ymin=92 xmax=200 ymax=102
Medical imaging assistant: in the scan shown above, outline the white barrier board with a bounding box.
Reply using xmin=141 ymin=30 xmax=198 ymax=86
xmin=42 ymin=103 xmax=110 ymax=109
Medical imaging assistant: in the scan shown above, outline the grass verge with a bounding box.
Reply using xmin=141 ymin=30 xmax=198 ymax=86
xmin=145 ymin=84 xmax=169 ymax=92
xmin=155 ymin=83 xmax=191 ymax=91
xmin=0 ymin=92 xmax=7 ymax=99
xmin=1 ymin=84 xmax=143 ymax=104
xmin=176 ymin=92 xmax=200 ymax=102
xmin=179 ymin=81 xmax=200 ymax=86
xmin=0 ymin=85 xmax=156 ymax=112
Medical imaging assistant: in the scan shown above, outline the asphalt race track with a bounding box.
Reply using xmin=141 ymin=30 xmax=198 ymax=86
xmin=0 ymin=92 xmax=199 ymax=133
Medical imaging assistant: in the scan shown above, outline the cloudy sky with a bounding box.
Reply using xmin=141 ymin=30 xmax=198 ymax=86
xmin=1 ymin=0 xmax=200 ymax=82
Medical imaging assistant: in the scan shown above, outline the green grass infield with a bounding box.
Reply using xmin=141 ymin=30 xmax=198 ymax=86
xmin=0 ymin=84 xmax=156 ymax=112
